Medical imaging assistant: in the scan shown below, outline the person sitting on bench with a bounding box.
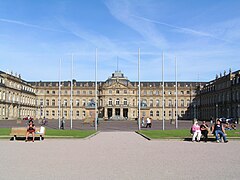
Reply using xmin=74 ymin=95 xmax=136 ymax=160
xmin=25 ymin=120 xmax=36 ymax=142
xmin=211 ymin=119 xmax=228 ymax=143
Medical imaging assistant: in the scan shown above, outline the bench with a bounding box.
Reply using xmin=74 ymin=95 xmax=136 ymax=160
xmin=10 ymin=127 xmax=46 ymax=141
xmin=188 ymin=131 xmax=226 ymax=142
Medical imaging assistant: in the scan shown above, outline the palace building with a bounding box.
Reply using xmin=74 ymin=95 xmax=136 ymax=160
xmin=0 ymin=71 xmax=36 ymax=120
xmin=196 ymin=69 xmax=240 ymax=121
xmin=1 ymin=69 xmax=204 ymax=121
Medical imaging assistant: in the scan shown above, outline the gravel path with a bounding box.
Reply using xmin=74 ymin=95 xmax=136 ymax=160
xmin=0 ymin=132 xmax=239 ymax=180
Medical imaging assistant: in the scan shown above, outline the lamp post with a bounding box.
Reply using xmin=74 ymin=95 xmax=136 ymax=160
xmin=193 ymin=103 xmax=196 ymax=121
xmin=238 ymin=104 xmax=240 ymax=124
xmin=216 ymin=104 xmax=218 ymax=119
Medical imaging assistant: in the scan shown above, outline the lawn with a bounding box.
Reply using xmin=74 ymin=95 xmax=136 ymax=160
xmin=0 ymin=128 xmax=96 ymax=138
xmin=138 ymin=129 xmax=190 ymax=139
xmin=138 ymin=129 xmax=240 ymax=139
xmin=45 ymin=129 xmax=96 ymax=138
xmin=0 ymin=128 xmax=11 ymax=136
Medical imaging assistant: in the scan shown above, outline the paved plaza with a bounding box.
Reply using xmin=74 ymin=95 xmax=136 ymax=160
xmin=0 ymin=131 xmax=239 ymax=180
xmin=0 ymin=119 xmax=195 ymax=131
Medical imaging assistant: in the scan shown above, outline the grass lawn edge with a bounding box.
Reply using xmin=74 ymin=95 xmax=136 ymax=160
xmin=136 ymin=130 xmax=240 ymax=141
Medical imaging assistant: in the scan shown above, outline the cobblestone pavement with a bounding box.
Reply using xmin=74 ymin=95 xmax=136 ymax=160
xmin=0 ymin=132 xmax=239 ymax=180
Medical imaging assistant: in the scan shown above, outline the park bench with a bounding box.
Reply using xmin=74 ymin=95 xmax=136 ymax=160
xmin=10 ymin=127 xmax=46 ymax=141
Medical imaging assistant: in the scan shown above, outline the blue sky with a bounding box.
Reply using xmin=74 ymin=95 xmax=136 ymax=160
xmin=0 ymin=0 xmax=239 ymax=82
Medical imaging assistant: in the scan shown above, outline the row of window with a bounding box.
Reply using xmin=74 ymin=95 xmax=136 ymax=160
xmin=147 ymin=110 xmax=186 ymax=117
xmin=39 ymin=89 xmax=194 ymax=96
xmin=42 ymin=109 xmax=187 ymax=118
xmin=42 ymin=110 xmax=86 ymax=117
xmin=0 ymin=90 xmax=35 ymax=105
xmin=201 ymin=90 xmax=240 ymax=105
xmin=39 ymin=98 xmax=191 ymax=107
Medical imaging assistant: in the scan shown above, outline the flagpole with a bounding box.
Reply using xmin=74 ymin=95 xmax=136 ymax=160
xmin=58 ymin=59 xmax=61 ymax=129
xmin=70 ymin=54 xmax=73 ymax=129
xmin=95 ymin=48 xmax=98 ymax=131
xmin=175 ymin=57 xmax=178 ymax=129
xmin=138 ymin=48 xmax=141 ymax=130
xmin=162 ymin=52 xmax=165 ymax=130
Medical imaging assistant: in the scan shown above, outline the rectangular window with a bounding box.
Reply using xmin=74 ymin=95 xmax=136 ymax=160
xmin=64 ymin=111 xmax=67 ymax=117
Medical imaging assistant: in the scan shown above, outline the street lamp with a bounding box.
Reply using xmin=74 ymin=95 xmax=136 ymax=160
xmin=216 ymin=104 xmax=218 ymax=119
xmin=238 ymin=104 xmax=240 ymax=124
xmin=193 ymin=103 xmax=196 ymax=120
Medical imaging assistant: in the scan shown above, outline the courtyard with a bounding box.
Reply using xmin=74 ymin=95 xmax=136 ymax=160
xmin=0 ymin=131 xmax=239 ymax=180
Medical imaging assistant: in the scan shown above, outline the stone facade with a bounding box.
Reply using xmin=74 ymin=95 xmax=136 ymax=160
xmin=0 ymin=71 xmax=36 ymax=120
xmin=196 ymin=70 xmax=240 ymax=121
xmin=0 ymin=70 xmax=203 ymax=121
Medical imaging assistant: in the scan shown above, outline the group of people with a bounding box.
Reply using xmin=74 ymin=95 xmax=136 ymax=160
xmin=141 ymin=117 xmax=152 ymax=128
xmin=191 ymin=120 xmax=228 ymax=143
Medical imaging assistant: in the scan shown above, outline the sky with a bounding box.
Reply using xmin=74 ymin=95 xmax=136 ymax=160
xmin=0 ymin=0 xmax=240 ymax=82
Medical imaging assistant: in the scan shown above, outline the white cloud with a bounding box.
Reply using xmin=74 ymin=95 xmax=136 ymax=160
xmin=105 ymin=0 xmax=168 ymax=49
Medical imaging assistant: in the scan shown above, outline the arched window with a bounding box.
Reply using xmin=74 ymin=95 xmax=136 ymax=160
xmin=116 ymin=98 xmax=120 ymax=105
xmin=52 ymin=99 xmax=55 ymax=106
xmin=150 ymin=110 xmax=153 ymax=116
xmin=156 ymin=111 xmax=159 ymax=116
xmin=76 ymin=99 xmax=80 ymax=106
xmin=156 ymin=99 xmax=160 ymax=107
xmin=141 ymin=99 xmax=147 ymax=107
xmin=150 ymin=99 xmax=153 ymax=107
xmin=109 ymin=98 xmax=112 ymax=106
xmin=46 ymin=99 xmax=49 ymax=106
xmin=124 ymin=98 xmax=127 ymax=106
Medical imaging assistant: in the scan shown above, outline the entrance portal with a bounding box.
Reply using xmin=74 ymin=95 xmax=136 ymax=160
xmin=115 ymin=108 xmax=120 ymax=116
xmin=107 ymin=108 xmax=112 ymax=119
xmin=123 ymin=108 xmax=128 ymax=119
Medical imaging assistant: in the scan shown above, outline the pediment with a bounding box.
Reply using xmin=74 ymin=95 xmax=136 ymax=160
xmin=106 ymin=81 xmax=128 ymax=89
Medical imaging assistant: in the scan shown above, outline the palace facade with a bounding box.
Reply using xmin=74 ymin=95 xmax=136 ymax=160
xmin=0 ymin=70 xmax=203 ymax=121
xmin=0 ymin=71 xmax=36 ymax=120
xmin=196 ymin=70 xmax=240 ymax=121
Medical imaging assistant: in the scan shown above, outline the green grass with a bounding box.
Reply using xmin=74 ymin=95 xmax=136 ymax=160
xmin=224 ymin=130 xmax=240 ymax=137
xmin=138 ymin=129 xmax=240 ymax=139
xmin=0 ymin=128 xmax=11 ymax=136
xmin=138 ymin=129 xmax=190 ymax=139
xmin=0 ymin=128 xmax=96 ymax=138
xmin=45 ymin=129 xmax=96 ymax=138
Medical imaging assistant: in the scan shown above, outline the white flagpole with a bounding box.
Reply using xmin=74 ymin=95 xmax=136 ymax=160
xmin=162 ymin=52 xmax=165 ymax=130
xmin=58 ymin=59 xmax=61 ymax=129
xmin=70 ymin=54 xmax=73 ymax=129
xmin=95 ymin=48 xmax=98 ymax=131
xmin=138 ymin=48 xmax=141 ymax=130
xmin=175 ymin=57 xmax=178 ymax=129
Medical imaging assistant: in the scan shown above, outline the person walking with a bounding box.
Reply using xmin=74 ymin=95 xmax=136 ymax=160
xmin=146 ymin=117 xmax=152 ymax=128
xmin=141 ymin=117 xmax=145 ymax=127
xmin=61 ymin=117 xmax=65 ymax=130
xmin=191 ymin=121 xmax=201 ymax=142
